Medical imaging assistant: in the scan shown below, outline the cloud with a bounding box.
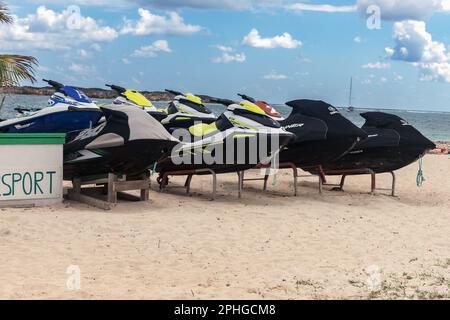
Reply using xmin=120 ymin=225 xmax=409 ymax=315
xmin=419 ymin=62 xmax=450 ymax=82
xmin=387 ymin=20 xmax=448 ymax=63
xmin=287 ymin=3 xmax=357 ymax=13
xmin=243 ymin=28 xmax=301 ymax=49
xmin=121 ymin=8 xmax=201 ymax=36
xmin=354 ymin=36 xmax=363 ymax=44
xmin=0 ymin=6 xmax=118 ymax=50
xmin=212 ymin=45 xmax=246 ymax=63
xmin=362 ymin=62 xmax=391 ymax=69
xmin=263 ymin=71 xmax=288 ymax=80
xmin=131 ymin=40 xmax=172 ymax=58
xmin=356 ymin=0 xmax=450 ymax=21
xmin=386 ymin=20 xmax=450 ymax=82
xmin=68 ymin=63 xmax=96 ymax=75
xmin=127 ymin=0 xmax=284 ymax=10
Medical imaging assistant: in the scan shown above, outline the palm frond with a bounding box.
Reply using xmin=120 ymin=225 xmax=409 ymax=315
xmin=0 ymin=2 xmax=13 ymax=24
xmin=0 ymin=55 xmax=38 ymax=87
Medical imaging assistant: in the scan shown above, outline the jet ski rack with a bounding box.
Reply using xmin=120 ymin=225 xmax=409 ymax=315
xmin=239 ymin=162 xmax=300 ymax=196
xmin=239 ymin=162 xmax=323 ymax=196
xmin=67 ymin=173 xmax=150 ymax=210
xmin=157 ymin=169 xmax=245 ymax=200
xmin=317 ymin=167 xmax=396 ymax=196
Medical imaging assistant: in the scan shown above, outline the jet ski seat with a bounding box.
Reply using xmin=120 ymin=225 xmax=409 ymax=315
xmin=188 ymin=122 xmax=218 ymax=137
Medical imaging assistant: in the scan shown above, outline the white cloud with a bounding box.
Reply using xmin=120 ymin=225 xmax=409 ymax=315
xmin=354 ymin=36 xmax=363 ymax=44
xmin=68 ymin=63 xmax=96 ymax=75
xmin=386 ymin=20 xmax=450 ymax=82
xmin=243 ymin=28 xmax=301 ymax=49
xmin=212 ymin=45 xmax=246 ymax=63
xmin=131 ymin=40 xmax=172 ymax=58
xmin=264 ymin=71 xmax=288 ymax=80
xmin=356 ymin=0 xmax=450 ymax=21
xmin=128 ymin=0 xmax=282 ymax=10
xmin=288 ymin=3 xmax=357 ymax=13
xmin=121 ymin=8 xmax=201 ymax=36
xmin=419 ymin=62 xmax=450 ymax=82
xmin=90 ymin=43 xmax=102 ymax=52
xmin=0 ymin=6 xmax=118 ymax=50
xmin=78 ymin=49 xmax=89 ymax=59
xmin=122 ymin=58 xmax=132 ymax=64
xmin=387 ymin=20 xmax=448 ymax=63
xmin=362 ymin=62 xmax=391 ymax=69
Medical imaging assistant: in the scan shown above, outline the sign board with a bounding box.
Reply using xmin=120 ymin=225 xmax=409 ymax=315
xmin=0 ymin=134 xmax=65 ymax=207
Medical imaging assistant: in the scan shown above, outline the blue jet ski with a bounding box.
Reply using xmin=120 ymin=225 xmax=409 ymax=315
xmin=0 ymin=79 xmax=103 ymax=133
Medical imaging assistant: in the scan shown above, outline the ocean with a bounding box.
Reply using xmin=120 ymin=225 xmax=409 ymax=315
xmin=1 ymin=94 xmax=449 ymax=141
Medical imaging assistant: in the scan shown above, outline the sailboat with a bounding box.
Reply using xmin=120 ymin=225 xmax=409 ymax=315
xmin=347 ymin=77 xmax=355 ymax=112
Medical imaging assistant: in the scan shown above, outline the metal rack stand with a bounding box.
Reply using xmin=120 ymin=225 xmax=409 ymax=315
xmin=317 ymin=167 xmax=396 ymax=196
xmin=158 ymin=169 xmax=245 ymax=200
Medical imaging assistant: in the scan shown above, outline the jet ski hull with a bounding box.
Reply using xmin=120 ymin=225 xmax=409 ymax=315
xmin=316 ymin=146 xmax=430 ymax=174
xmin=63 ymin=139 xmax=176 ymax=180
xmin=276 ymin=100 xmax=367 ymax=169
xmin=279 ymin=137 xmax=358 ymax=169
xmin=0 ymin=109 xmax=103 ymax=133
xmin=157 ymin=132 xmax=294 ymax=174
xmin=311 ymin=112 xmax=436 ymax=174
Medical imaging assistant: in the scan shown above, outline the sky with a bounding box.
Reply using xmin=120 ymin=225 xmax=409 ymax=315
xmin=1 ymin=0 xmax=450 ymax=111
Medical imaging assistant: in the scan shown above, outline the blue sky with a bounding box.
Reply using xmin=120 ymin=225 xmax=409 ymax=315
xmin=2 ymin=0 xmax=450 ymax=111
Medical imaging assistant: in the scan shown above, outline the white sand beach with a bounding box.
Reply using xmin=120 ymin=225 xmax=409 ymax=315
xmin=0 ymin=154 xmax=449 ymax=300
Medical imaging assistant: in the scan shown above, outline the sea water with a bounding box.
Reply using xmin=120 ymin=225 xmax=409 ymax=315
xmin=1 ymin=94 xmax=449 ymax=141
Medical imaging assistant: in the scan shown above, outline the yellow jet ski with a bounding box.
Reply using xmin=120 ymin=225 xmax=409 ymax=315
xmin=106 ymin=84 xmax=167 ymax=121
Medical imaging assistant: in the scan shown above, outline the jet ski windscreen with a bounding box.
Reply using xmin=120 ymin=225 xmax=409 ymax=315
xmin=285 ymin=100 xmax=367 ymax=141
xmin=63 ymin=86 xmax=93 ymax=104
xmin=361 ymin=112 xmax=436 ymax=150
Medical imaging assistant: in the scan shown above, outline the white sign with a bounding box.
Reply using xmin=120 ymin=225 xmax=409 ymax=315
xmin=0 ymin=144 xmax=63 ymax=205
xmin=0 ymin=168 xmax=62 ymax=201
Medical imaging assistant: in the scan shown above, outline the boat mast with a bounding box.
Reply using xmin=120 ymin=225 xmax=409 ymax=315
xmin=348 ymin=77 xmax=353 ymax=108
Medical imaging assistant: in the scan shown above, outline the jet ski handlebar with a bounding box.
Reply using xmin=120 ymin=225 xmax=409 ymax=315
xmin=208 ymin=97 xmax=235 ymax=106
xmin=237 ymin=94 xmax=256 ymax=103
xmin=43 ymin=79 xmax=64 ymax=90
xmin=165 ymin=89 xmax=184 ymax=96
xmin=106 ymin=84 xmax=126 ymax=94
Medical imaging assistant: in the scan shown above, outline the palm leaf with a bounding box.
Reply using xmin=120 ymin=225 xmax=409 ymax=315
xmin=0 ymin=2 xmax=13 ymax=24
xmin=0 ymin=55 xmax=38 ymax=87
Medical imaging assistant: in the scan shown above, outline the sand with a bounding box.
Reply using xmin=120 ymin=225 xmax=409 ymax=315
xmin=0 ymin=154 xmax=449 ymax=300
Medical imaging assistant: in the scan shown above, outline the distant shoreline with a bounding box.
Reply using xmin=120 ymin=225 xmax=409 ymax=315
xmin=0 ymin=86 xmax=215 ymax=102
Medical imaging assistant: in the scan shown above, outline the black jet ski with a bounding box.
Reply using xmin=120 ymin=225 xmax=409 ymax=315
xmin=161 ymin=90 xmax=217 ymax=132
xmin=156 ymin=97 xmax=295 ymax=175
xmin=238 ymin=95 xmax=367 ymax=169
xmin=63 ymin=104 xmax=179 ymax=180
xmin=317 ymin=112 xmax=436 ymax=174
xmin=106 ymin=84 xmax=168 ymax=122
xmin=0 ymin=79 xmax=103 ymax=133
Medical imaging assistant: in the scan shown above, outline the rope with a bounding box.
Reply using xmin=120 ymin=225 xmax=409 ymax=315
xmin=150 ymin=162 xmax=157 ymax=177
xmin=416 ymin=157 xmax=425 ymax=187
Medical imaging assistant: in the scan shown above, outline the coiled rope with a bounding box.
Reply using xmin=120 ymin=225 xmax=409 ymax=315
xmin=416 ymin=157 xmax=425 ymax=187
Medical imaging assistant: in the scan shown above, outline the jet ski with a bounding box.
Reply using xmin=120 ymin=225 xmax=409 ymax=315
xmin=156 ymin=97 xmax=295 ymax=175
xmin=161 ymin=90 xmax=217 ymax=132
xmin=63 ymin=104 xmax=179 ymax=180
xmin=317 ymin=112 xmax=436 ymax=174
xmin=106 ymin=84 xmax=167 ymax=122
xmin=238 ymin=95 xmax=367 ymax=169
xmin=0 ymin=79 xmax=103 ymax=133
